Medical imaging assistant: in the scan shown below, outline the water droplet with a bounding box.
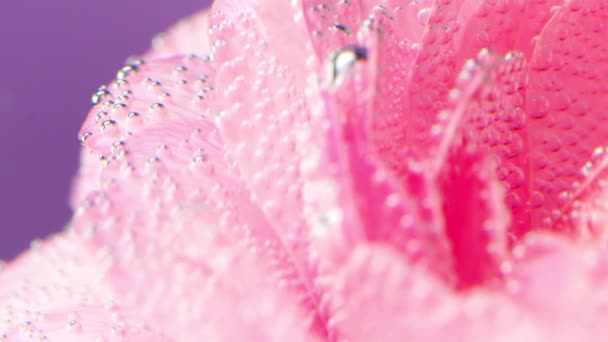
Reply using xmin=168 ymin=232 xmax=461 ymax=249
xmin=592 ymin=146 xmax=606 ymax=160
xmin=530 ymin=191 xmax=545 ymax=208
xmin=417 ymin=8 xmax=431 ymax=26
xmin=150 ymin=102 xmax=165 ymax=111
xmin=100 ymin=119 xmax=118 ymax=132
xmin=528 ymin=95 xmax=550 ymax=119
xmin=330 ymin=23 xmax=352 ymax=35
xmin=68 ymin=320 xmax=82 ymax=333
xmin=80 ymin=131 xmax=93 ymax=145
xmin=329 ymin=45 xmax=368 ymax=85
xmin=504 ymin=191 xmax=522 ymax=209
xmin=557 ymin=190 xmax=573 ymax=205
xmin=116 ymin=63 xmax=140 ymax=81
xmin=91 ymin=86 xmax=112 ymax=105
xmin=531 ymin=42 xmax=553 ymax=71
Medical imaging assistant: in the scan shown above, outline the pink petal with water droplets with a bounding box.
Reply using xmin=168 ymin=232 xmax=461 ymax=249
xmin=525 ymin=0 xmax=608 ymax=231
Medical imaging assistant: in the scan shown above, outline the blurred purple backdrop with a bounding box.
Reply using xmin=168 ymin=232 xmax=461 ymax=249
xmin=0 ymin=0 xmax=211 ymax=260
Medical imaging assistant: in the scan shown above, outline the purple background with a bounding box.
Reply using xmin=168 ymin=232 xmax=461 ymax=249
xmin=0 ymin=0 xmax=211 ymax=260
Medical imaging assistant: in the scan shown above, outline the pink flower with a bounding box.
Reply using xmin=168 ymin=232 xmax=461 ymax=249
xmin=2 ymin=0 xmax=608 ymax=340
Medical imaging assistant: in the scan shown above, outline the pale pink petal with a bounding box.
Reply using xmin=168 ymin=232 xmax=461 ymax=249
xmin=327 ymin=244 xmax=548 ymax=342
xmin=207 ymin=0 xmax=326 ymax=293
xmin=144 ymin=8 xmax=212 ymax=59
xmin=508 ymin=234 xmax=588 ymax=318
xmin=504 ymin=233 xmax=608 ymax=340
xmin=301 ymin=0 xmax=364 ymax=59
xmin=0 ymin=236 xmax=165 ymax=341
xmin=211 ymin=0 xmax=314 ymax=86
xmin=74 ymin=56 xmax=320 ymax=340
xmin=525 ymin=0 xmax=608 ymax=230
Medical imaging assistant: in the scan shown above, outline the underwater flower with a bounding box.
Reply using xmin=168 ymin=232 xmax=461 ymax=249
xmin=2 ymin=0 xmax=608 ymax=340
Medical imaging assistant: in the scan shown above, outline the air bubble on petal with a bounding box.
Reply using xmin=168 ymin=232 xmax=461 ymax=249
xmin=328 ymin=44 xmax=368 ymax=86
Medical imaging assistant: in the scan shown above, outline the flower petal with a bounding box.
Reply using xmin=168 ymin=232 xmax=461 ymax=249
xmin=144 ymin=7 xmax=212 ymax=59
xmin=438 ymin=145 xmax=511 ymax=288
xmin=207 ymin=0 xmax=325 ymax=287
xmin=399 ymin=0 xmax=476 ymax=159
xmin=74 ymin=56 xmax=321 ymax=339
xmin=312 ymin=36 xmax=456 ymax=284
xmin=424 ymin=50 xmax=536 ymax=286
xmin=431 ymin=49 xmax=530 ymax=241
xmin=455 ymin=0 xmax=561 ymax=64
xmin=327 ymin=244 xmax=545 ymax=342
xmin=556 ymin=147 xmax=608 ymax=239
xmin=0 ymin=236 xmax=165 ymax=340
xmin=301 ymin=0 xmax=364 ymax=60
xmin=525 ymin=0 xmax=608 ymax=230
xmin=364 ymin=3 xmax=425 ymax=179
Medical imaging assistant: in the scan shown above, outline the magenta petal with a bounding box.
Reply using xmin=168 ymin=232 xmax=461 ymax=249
xmin=525 ymin=0 xmax=608 ymax=230
xmin=438 ymin=146 xmax=510 ymax=288
xmin=316 ymin=44 xmax=454 ymax=283
xmin=434 ymin=50 xmax=531 ymax=239
xmin=424 ymin=50 xmax=544 ymax=287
